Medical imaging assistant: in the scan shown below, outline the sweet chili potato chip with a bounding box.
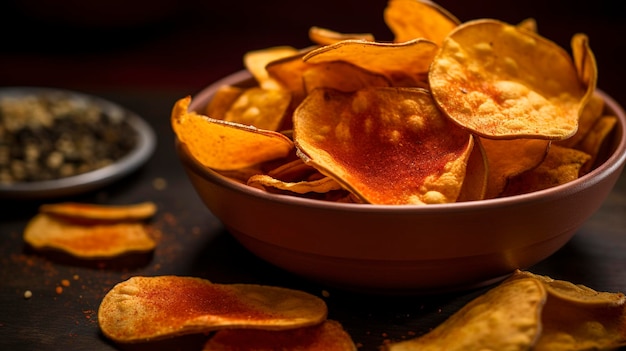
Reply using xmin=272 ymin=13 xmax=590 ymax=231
xmin=293 ymin=87 xmax=473 ymax=205
xmin=203 ymin=319 xmax=356 ymax=351
xmin=303 ymin=38 xmax=438 ymax=88
xmin=429 ymin=19 xmax=585 ymax=140
xmin=308 ymin=26 xmax=375 ymax=46
xmin=501 ymin=145 xmax=591 ymax=196
xmin=23 ymin=213 xmax=155 ymax=259
xmin=383 ymin=0 xmax=460 ymax=45
xmin=223 ymin=87 xmax=292 ymax=131
xmin=384 ymin=277 xmax=546 ymax=351
xmin=98 ymin=276 xmax=328 ymax=343
xmin=171 ymin=96 xmax=294 ymax=171
xmin=39 ymin=201 xmax=157 ymax=222
xmin=480 ymin=138 xmax=550 ymax=198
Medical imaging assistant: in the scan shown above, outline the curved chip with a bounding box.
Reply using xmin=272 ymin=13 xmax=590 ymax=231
xmin=303 ymin=38 xmax=438 ymax=87
xmin=308 ymin=26 xmax=375 ymax=45
xmin=385 ymin=277 xmax=546 ymax=351
xmin=244 ymin=46 xmax=300 ymax=90
xmin=248 ymin=174 xmax=342 ymax=194
xmin=303 ymin=60 xmax=391 ymax=94
xmin=23 ymin=213 xmax=155 ymax=259
xmin=223 ymin=87 xmax=292 ymax=131
xmin=39 ymin=201 xmax=157 ymax=222
xmin=98 ymin=276 xmax=328 ymax=343
xmin=429 ymin=19 xmax=585 ymax=140
xmin=293 ymin=87 xmax=473 ymax=205
xmin=203 ymin=319 xmax=357 ymax=351
xmin=383 ymin=0 xmax=460 ymax=45
xmin=171 ymin=96 xmax=294 ymax=171
xmin=480 ymin=138 xmax=550 ymax=198
xmin=571 ymin=33 xmax=597 ymax=105
xmin=576 ymin=115 xmax=617 ymax=174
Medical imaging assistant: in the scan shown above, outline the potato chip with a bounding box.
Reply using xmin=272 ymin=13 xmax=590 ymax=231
xmin=456 ymin=138 xmax=488 ymax=202
xmin=501 ymin=145 xmax=591 ymax=196
xmin=383 ymin=0 xmax=460 ymax=45
xmin=480 ymin=138 xmax=550 ymax=198
xmin=303 ymin=61 xmax=391 ymax=94
xmin=203 ymin=319 xmax=356 ymax=351
xmin=293 ymin=87 xmax=473 ymax=205
xmin=265 ymin=51 xmax=312 ymax=105
xmin=556 ymin=91 xmax=605 ymax=148
xmin=248 ymin=174 xmax=342 ymax=194
xmin=429 ymin=19 xmax=585 ymax=140
xmin=223 ymin=87 xmax=292 ymax=131
xmin=98 ymin=276 xmax=328 ymax=343
xmin=517 ymin=18 xmax=538 ymax=33
xmin=244 ymin=46 xmax=300 ymax=90
xmin=204 ymin=85 xmax=245 ymax=120
xmin=576 ymin=115 xmax=617 ymax=174
xmin=171 ymin=96 xmax=294 ymax=171
xmin=384 ymin=277 xmax=546 ymax=351
xmin=23 ymin=213 xmax=155 ymax=259
xmin=571 ymin=33 xmax=597 ymax=105
xmin=308 ymin=26 xmax=375 ymax=45
xmin=506 ymin=271 xmax=626 ymax=351
xmin=39 ymin=201 xmax=157 ymax=222
xmin=266 ymin=158 xmax=320 ymax=182
xmin=303 ymin=38 xmax=438 ymax=88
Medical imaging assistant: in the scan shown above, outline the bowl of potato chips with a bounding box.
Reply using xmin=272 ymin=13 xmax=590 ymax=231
xmin=172 ymin=0 xmax=626 ymax=293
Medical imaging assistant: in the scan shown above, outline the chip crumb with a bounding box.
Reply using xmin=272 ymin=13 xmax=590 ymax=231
xmin=73 ymin=274 xmax=80 ymax=280
xmin=55 ymin=286 xmax=63 ymax=294
xmin=152 ymin=177 xmax=168 ymax=190
xmin=321 ymin=289 xmax=330 ymax=298
xmin=23 ymin=290 xmax=32 ymax=299
xmin=61 ymin=279 xmax=70 ymax=287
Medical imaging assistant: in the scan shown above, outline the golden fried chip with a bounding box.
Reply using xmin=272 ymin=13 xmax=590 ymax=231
xmin=506 ymin=271 xmax=626 ymax=350
xmin=576 ymin=115 xmax=617 ymax=174
xmin=303 ymin=61 xmax=391 ymax=93
xmin=23 ymin=213 xmax=155 ymax=259
xmin=248 ymin=174 xmax=342 ymax=194
xmin=456 ymin=137 xmax=488 ymax=202
xmin=383 ymin=0 xmax=460 ymax=45
xmin=556 ymin=91 xmax=605 ymax=148
xmin=501 ymin=145 xmax=591 ymax=196
xmin=384 ymin=278 xmax=546 ymax=351
xmin=303 ymin=38 xmax=438 ymax=88
xmin=429 ymin=19 xmax=585 ymax=140
xmin=265 ymin=51 xmax=312 ymax=105
xmin=266 ymin=158 xmax=320 ymax=182
xmin=203 ymin=319 xmax=356 ymax=351
xmin=223 ymin=87 xmax=292 ymax=131
xmin=204 ymin=85 xmax=245 ymax=120
xmin=480 ymin=138 xmax=550 ymax=198
xmin=294 ymin=87 xmax=473 ymax=205
xmin=244 ymin=46 xmax=300 ymax=90
xmin=98 ymin=276 xmax=328 ymax=343
xmin=308 ymin=26 xmax=375 ymax=45
xmin=517 ymin=18 xmax=538 ymax=33
xmin=39 ymin=201 xmax=157 ymax=222
xmin=171 ymin=96 xmax=294 ymax=171
xmin=571 ymin=33 xmax=598 ymax=105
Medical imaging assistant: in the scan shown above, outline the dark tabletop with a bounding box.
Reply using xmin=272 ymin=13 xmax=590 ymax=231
xmin=1 ymin=1 xmax=625 ymax=350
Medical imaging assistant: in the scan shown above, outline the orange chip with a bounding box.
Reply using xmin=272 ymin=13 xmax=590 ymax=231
xmin=556 ymin=91 xmax=605 ymax=148
xmin=303 ymin=60 xmax=391 ymax=93
xmin=303 ymin=38 xmax=438 ymax=88
xmin=204 ymin=85 xmax=245 ymax=120
xmin=171 ymin=96 xmax=294 ymax=171
xmin=383 ymin=0 xmax=460 ymax=45
xmin=429 ymin=19 xmax=585 ymax=140
xmin=480 ymin=138 xmax=550 ymax=199
xmin=571 ymin=33 xmax=598 ymax=105
xmin=308 ymin=26 xmax=375 ymax=45
xmin=501 ymin=145 xmax=591 ymax=196
xmin=244 ymin=46 xmax=300 ymax=90
xmin=39 ymin=201 xmax=157 ymax=222
xmin=223 ymin=87 xmax=292 ymax=131
xmin=203 ymin=319 xmax=356 ymax=351
xmin=248 ymin=174 xmax=342 ymax=194
xmin=456 ymin=138 xmax=488 ymax=202
xmin=23 ymin=213 xmax=155 ymax=259
xmin=576 ymin=115 xmax=617 ymax=174
xmin=294 ymin=87 xmax=473 ymax=205
xmin=97 ymin=276 xmax=328 ymax=343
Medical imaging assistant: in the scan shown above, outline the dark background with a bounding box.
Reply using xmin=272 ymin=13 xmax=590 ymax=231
xmin=1 ymin=0 xmax=625 ymax=103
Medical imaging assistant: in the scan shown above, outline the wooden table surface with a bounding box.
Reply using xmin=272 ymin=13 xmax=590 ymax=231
xmin=1 ymin=1 xmax=625 ymax=350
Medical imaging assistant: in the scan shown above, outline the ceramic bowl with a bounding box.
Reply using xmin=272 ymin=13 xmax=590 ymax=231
xmin=176 ymin=70 xmax=626 ymax=294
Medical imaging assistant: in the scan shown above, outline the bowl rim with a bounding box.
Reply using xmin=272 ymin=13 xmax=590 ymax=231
xmin=183 ymin=70 xmax=626 ymax=213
